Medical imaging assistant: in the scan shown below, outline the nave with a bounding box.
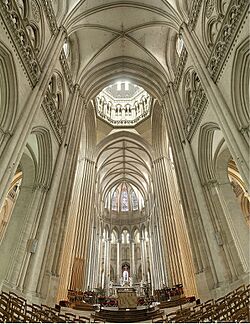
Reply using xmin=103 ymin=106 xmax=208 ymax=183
xmin=0 ymin=284 xmax=249 ymax=322
xmin=0 ymin=0 xmax=249 ymax=322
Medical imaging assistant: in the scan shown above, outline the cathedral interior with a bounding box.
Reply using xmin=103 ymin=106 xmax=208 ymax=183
xmin=0 ymin=0 xmax=249 ymax=322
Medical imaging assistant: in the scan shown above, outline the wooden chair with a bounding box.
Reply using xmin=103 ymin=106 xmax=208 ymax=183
xmin=79 ymin=315 xmax=91 ymax=322
xmin=153 ymin=319 xmax=165 ymax=323
xmin=65 ymin=311 xmax=77 ymax=322
xmin=235 ymin=284 xmax=245 ymax=293
xmin=204 ymin=298 xmax=214 ymax=306
xmin=9 ymin=298 xmax=26 ymax=322
xmin=0 ymin=297 xmax=10 ymax=322
xmin=215 ymin=296 xmax=226 ymax=305
xmin=57 ymin=313 xmax=70 ymax=322
xmin=231 ymin=306 xmax=250 ymax=322
xmin=214 ymin=303 xmax=230 ymax=322
xmin=32 ymin=303 xmax=42 ymax=311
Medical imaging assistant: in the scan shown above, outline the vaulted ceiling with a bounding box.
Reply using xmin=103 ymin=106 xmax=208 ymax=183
xmin=52 ymin=0 xmax=189 ymax=98
xmin=96 ymin=137 xmax=152 ymax=201
xmin=52 ymin=0 xmax=186 ymax=204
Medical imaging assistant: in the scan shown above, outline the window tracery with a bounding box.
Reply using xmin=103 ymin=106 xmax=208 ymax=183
xmin=121 ymin=185 xmax=129 ymax=212
xmin=131 ymin=190 xmax=138 ymax=211
xmin=112 ymin=190 xmax=118 ymax=211
xmin=176 ymin=37 xmax=184 ymax=56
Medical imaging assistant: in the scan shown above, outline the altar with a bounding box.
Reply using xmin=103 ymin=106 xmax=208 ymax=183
xmin=117 ymin=287 xmax=137 ymax=309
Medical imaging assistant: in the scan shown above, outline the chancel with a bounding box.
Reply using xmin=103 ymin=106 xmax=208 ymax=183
xmin=0 ymin=0 xmax=249 ymax=323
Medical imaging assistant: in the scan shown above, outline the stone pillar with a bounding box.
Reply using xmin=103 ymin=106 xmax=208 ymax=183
xmin=0 ymin=184 xmax=33 ymax=287
xmin=162 ymin=87 xmax=212 ymax=297
xmin=152 ymin=160 xmax=175 ymax=287
xmin=155 ymin=222 xmax=168 ymax=287
xmin=147 ymin=233 xmax=154 ymax=289
xmin=97 ymin=233 xmax=104 ymax=288
xmin=41 ymin=86 xmax=85 ymax=301
xmin=7 ymin=184 xmax=48 ymax=289
xmin=140 ymin=237 xmax=146 ymax=282
xmin=203 ymin=180 xmax=249 ymax=276
xmin=164 ymin=155 xmax=197 ymax=296
xmin=104 ymin=238 xmax=111 ymax=290
xmin=163 ymin=85 xmax=206 ymax=276
xmin=130 ymin=239 xmax=135 ymax=282
xmin=0 ymin=27 xmax=67 ymax=208
xmin=117 ymin=239 xmax=121 ymax=283
xmin=85 ymin=225 xmax=96 ymax=289
xmin=180 ymin=22 xmax=250 ymax=190
xmin=47 ymin=85 xmax=83 ymax=273
xmin=91 ymin=228 xmax=101 ymax=289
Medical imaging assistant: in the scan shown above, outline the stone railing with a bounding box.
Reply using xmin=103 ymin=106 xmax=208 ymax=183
xmin=188 ymin=0 xmax=203 ymax=30
xmin=184 ymin=85 xmax=208 ymax=140
xmin=60 ymin=51 xmax=74 ymax=93
xmin=0 ymin=0 xmax=41 ymax=86
xmin=174 ymin=48 xmax=188 ymax=90
xmin=41 ymin=0 xmax=58 ymax=35
xmin=207 ymin=0 xmax=249 ymax=81
xmin=42 ymin=91 xmax=64 ymax=143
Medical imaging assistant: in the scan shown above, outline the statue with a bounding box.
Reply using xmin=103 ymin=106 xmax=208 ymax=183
xmin=123 ymin=266 xmax=129 ymax=282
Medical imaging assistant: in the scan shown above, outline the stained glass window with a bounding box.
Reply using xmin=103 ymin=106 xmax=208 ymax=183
xmin=112 ymin=190 xmax=118 ymax=211
xmin=131 ymin=190 xmax=138 ymax=210
xmin=121 ymin=185 xmax=129 ymax=211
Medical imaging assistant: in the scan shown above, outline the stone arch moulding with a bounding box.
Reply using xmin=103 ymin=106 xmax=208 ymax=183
xmin=198 ymin=122 xmax=221 ymax=184
xmin=231 ymin=37 xmax=250 ymax=134
xmin=31 ymin=126 xmax=53 ymax=190
xmin=214 ymin=145 xmax=249 ymax=274
xmin=0 ymin=41 xmax=18 ymax=136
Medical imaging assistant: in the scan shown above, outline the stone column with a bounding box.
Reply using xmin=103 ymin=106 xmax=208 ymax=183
xmin=140 ymin=237 xmax=146 ymax=282
xmin=204 ymin=180 xmax=249 ymax=276
xmin=85 ymin=225 xmax=96 ymax=289
xmin=7 ymin=184 xmax=48 ymax=289
xmin=47 ymin=85 xmax=83 ymax=273
xmin=152 ymin=160 xmax=175 ymax=286
xmin=163 ymin=85 xmax=205 ymax=276
xmin=97 ymin=233 xmax=104 ymax=288
xmin=92 ymin=228 xmax=101 ymax=289
xmin=130 ymin=239 xmax=135 ymax=282
xmin=0 ymin=184 xmax=33 ymax=287
xmin=147 ymin=232 xmax=154 ymax=290
xmin=24 ymin=153 xmax=95 ymax=295
xmin=104 ymin=238 xmax=111 ymax=290
xmin=0 ymin=27 xmax=67 ymax=208
xmin=40 ymin=86 xmax=85 ymax=300
xmin=117 ymin=239 xmax=121 ymax=283
xmin=180 ymin=22 xmax=250 ymax=190
xmin=162 ymin=87 xmax=214 ymax=298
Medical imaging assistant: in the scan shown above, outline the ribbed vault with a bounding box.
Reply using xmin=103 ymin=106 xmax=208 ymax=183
xmin=54 ymin=0 xmax=187 ymax=99
xmin=96 ymin=135 xmax=152 ymax=202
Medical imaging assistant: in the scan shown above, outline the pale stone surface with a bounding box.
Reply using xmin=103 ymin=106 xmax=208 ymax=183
xmin=0 ymin=0 xmax=248 ymax=307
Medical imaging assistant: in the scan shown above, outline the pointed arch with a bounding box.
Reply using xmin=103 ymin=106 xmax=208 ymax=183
xmin=31 ymin=127 xmax=53 ymax=189
xmin=0 ymin=41 xmax=18 ymax=137
xmin=231 ymin=37 xmax=250 ymax=133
